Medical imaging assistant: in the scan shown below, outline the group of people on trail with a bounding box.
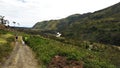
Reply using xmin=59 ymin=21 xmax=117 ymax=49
xmin=15 ymin=35 xmax=28 ymax=45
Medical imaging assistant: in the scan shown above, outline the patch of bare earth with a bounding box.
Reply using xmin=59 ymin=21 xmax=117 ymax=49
xmin=48 ymin=55 xmax=83 ymax=68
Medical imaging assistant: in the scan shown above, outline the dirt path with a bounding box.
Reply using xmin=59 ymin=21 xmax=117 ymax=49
xmin=2 ymin=36 xmax=40 ymax=68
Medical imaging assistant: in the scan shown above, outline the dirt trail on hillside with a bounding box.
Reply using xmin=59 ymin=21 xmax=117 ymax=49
xmin=2 ymin=36 xmax=40 ymax=68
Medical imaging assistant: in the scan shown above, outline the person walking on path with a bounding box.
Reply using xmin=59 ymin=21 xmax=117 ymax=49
xmin=15 ymin=36 xmax=18 ymax=41
xmin=23 ymin=36 xmax=28 ymax=44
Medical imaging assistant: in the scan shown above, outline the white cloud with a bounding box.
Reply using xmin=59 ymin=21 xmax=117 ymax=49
xmin=0 ymin=0 xmax=120 ymax=27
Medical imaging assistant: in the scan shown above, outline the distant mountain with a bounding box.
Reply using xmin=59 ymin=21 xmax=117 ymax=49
xmin=33 ymin=13 xmax=91 ymax=31
xmin=33 ymin=2 xmax=120 ymax=45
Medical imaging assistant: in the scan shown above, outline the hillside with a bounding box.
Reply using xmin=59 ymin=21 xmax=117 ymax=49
xmin=33 ymin=2 xmax=120 ymax=45
xmin=27 ymin=35 xmax=120 ymax=68
xmin=33 ymin=13 xmax=91 ymax=31
xmin=14 ymin=28 xmax=120 ymax=68
xmin=0 ymin=26 xmax=120 ymax=68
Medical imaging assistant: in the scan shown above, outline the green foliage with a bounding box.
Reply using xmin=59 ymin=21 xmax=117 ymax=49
xmin=27 ymin=35 xmax=117 ymax=68
xmin=0 ymin=29 xmax=8 ymax=34
xmin=0 ymin=30 xmax=13 ymax=65
xmin=0 ymin=43 xmax=13 ymax=63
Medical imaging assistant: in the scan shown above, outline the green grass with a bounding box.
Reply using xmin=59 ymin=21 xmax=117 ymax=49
xmin=0 ymin=43 xmax=13 ymax=63
xmin=27 ymin=35 xmax=117 ymax=68
xmin=0 ymin=30 xmax=14 ymax=65
xmin=0 ymin=38 xmax=7 ymax=44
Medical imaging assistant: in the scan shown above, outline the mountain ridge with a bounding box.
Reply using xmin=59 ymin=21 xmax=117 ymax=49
xmin=33 ymin=2 xmax=120 ymax=45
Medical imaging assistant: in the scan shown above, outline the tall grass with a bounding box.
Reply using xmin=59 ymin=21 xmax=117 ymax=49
xmin=27 ymin=35 xmax=116 ymax=68
xmin=0 ymin=30 xmax=14 ymax=66
xmin=0 ymin=43 xmax=13 ymax=63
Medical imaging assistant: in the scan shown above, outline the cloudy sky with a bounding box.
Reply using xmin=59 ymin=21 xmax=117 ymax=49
xmin=0 ymin=0 xmax=120 ymax=27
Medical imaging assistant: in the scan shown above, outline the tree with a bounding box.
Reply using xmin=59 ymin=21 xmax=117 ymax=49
xmin=4 ymin=20 xmax=10 ymax=26
xmin=0 ymin=15 xmax=10 ymax=26
xmin=17 ymin=23 xmax=20 ymax=26
xmin=0 ymin=15 xmax=5 ymax=24
xmin=13 ymin=21 xmax=16 ymax=27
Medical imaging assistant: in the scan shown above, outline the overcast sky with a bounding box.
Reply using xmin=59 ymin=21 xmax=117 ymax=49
xmin=0 ymin=0 xmax=120 ymax=27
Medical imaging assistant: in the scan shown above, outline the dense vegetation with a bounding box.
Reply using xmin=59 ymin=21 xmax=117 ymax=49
xmin=0 ymin=30 xmax=14 ymax=66
xmin=33 ymin=2 xmax=120 ymax=45
xmin=27 ymin=35 xmax=120 ymax=68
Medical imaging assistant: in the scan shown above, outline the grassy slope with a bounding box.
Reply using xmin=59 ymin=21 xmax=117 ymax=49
xmin=0 ymin=30 xmax=14 ymax=66
xmin=9 ymin=26 xmax=120 ymax=68
xmin=27 ymin=35 xmax=120 ymax=68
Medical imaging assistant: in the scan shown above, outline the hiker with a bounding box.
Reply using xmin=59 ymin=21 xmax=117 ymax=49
xmin=22 ymin=39 xmax=25 ymax=45
xmin=23 ymin=36 xmax=28 ymax=44
xmin=15 ymin=36 xmax=18 ymax=42
xmin=16 ymin=36 xmax=18 ymax=39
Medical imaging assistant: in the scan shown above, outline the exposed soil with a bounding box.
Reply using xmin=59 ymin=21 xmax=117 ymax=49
xmin=48 ymin=55 xmax=83 ymax=68
xmin=0 ymin=25 xmax=5 ymax=29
